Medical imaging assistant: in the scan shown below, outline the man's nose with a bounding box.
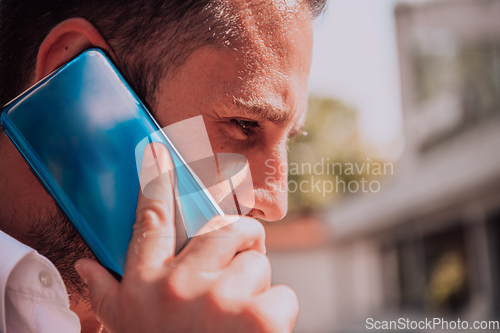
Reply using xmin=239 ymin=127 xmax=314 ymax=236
xmin=248 ymin=150 xmax=288 ymax=221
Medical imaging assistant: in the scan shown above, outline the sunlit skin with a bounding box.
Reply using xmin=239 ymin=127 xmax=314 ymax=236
xmin=0 ymin=1 xmax=313 ymax=332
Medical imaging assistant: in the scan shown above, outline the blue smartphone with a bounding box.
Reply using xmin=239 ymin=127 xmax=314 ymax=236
xmin=1 ymin=48 xmax=224 ymax=278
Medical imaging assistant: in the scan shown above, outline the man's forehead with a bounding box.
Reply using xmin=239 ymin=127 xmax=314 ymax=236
xmin=155 ymin=0 xmax=312 ymax=133
xmin=220 ymin=0 xmax=313 ymax=100
xmin=228 ymin=0 xmax=312 ymax=54
xmin=216 ymin=0 xmax=312 ymax=133
xmin=232 ymin=0 xmax=308 ymax=21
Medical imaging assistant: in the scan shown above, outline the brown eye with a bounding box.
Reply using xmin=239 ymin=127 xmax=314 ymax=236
xmin=231 ymin=119 xmax=259 ymax=135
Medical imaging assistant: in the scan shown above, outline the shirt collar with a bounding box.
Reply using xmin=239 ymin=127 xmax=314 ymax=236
xmin=0 ymin=230 xmax=35 ymax=333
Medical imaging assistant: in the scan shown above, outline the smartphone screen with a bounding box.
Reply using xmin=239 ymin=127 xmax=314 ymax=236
xmin=1 ymin=49 xmax=223 ymax=277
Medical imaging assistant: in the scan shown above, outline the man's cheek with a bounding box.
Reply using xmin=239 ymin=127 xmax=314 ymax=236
xmin=263 ymin=156 xmax=288 ymax=183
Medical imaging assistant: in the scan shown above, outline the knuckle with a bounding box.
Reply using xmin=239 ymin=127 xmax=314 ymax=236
xmin=231 ymin=216 xmax=265 ymax=239
xmin=248 ymin=249 xmax=269 ymax=263
xmin=240 ymin=216 xmax=265 ymax=232
xmin=243 ymin=286 xmax=299 ymax=333
xmin=278 ymin=284 xmax=299 ymax=310
xmin=160 ymin=268 xmax=186 ymax=303
xmin=239 ymin=303 xmax=273 ymax=333
xmin=242 ymin=250 xmax=271 ymax=272
xmin=203 ymin=288 xmax=235 ymax=315
xmin=120 ymin=283 xmax=146 ymax=312
xmin=260 ymin=255 xmax=272 ymax=280
xmin=274 ymin=284 xmax=299 ymax=319
xmin=248 ymin=218 xmax=266 ymax=242
xmin=135 ymin=204 xmax=167 ymax=231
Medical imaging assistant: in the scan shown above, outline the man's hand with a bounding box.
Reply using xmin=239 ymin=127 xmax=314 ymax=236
xmin=74 ymin=143 xmax=299 ymax=333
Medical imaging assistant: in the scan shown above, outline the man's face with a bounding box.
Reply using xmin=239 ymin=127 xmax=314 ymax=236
xmin=154 ymin=6 xmax=313 ymax=221
xmin=0 ymin=1 xmax=312 ymax=295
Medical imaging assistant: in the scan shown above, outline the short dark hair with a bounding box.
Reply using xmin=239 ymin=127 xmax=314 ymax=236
xmin=0 ymin=0 xmax=326 ymax=110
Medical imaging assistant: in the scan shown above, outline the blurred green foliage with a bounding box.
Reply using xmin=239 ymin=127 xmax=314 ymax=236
xmin=286 ymin=96 xmax=387 ymax=213
xmin=425 ymin=251 xmax=466 ymax=310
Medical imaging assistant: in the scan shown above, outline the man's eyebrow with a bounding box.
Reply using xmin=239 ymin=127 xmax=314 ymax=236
xmin=231 ymin=98 xmax=290 ymax=124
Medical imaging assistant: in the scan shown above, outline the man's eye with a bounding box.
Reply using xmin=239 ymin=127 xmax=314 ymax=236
xmin=231 ymin=119 xmax=260 ymax=135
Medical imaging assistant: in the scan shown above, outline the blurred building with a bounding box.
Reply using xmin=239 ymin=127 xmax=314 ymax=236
xmin=267 ymin=0 xmax=500 ymax=332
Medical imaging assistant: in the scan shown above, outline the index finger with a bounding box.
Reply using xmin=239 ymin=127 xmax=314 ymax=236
xmin=177 ymin=216 xmax=266 ymax=270
xmin=124 ymin=142 xmax=176 ymax=275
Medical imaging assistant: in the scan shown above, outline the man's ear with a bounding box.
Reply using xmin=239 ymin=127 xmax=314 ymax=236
xmin=35 ymin=18 xmax=117 ymax=82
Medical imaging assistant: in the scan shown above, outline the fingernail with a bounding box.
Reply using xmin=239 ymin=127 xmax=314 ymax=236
xmin=74 ymin=263 xmax=87 ymax=285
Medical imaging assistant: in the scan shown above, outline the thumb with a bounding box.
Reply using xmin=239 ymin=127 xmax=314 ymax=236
xmin=125 ymin=142 xmax=176 ymax=273
xmin=75 ymin=259 xmax=120 ymax=326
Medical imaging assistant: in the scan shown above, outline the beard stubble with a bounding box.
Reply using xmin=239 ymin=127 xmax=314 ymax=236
xmin=28 ymin=210 xmax=96 ymax=304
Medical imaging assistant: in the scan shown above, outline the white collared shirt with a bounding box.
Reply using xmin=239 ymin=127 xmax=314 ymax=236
xmin=0 ymin=230 xmax=80 ymax=333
